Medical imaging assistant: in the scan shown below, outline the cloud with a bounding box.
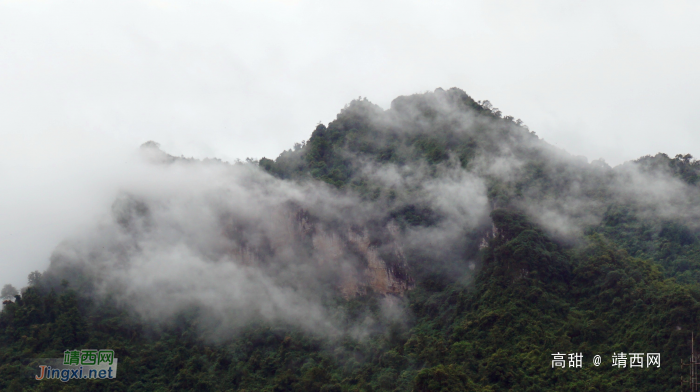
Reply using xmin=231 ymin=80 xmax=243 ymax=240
xmin=38 ymin=144 xmax=462 ymax=338
xmin=3 ymin=0 xmax=700 ymax=291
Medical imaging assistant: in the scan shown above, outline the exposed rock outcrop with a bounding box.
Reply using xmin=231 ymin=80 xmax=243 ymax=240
xmin=223 ymin=207 xmax=414 ymax=298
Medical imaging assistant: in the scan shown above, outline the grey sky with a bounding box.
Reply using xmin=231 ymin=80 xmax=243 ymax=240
xmin=1 ymin=0 xmax=699 ymax=288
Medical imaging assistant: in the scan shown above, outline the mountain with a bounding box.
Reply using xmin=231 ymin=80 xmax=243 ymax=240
xmin=2 ymin=88 xmax=700 ymax=391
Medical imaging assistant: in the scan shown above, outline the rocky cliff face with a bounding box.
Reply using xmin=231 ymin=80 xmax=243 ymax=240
xmin=345 ymin=221 xmax=412 ymax=297
xmin=225 ymin=207 xmax=414 ymax=298
xmin=293 ymin=209 xmax=414 ymax=298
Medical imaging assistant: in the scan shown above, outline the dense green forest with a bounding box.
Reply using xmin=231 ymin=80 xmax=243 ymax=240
xmin=2 ymin=88 xmax=700 ymax=391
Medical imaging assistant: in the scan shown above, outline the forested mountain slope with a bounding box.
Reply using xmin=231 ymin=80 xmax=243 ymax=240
xmin=2 ymin=88 xmax=699 ymax=391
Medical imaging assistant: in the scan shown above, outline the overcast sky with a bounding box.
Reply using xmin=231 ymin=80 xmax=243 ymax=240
xmin=1 ymin=0 xmax=699 ymax=288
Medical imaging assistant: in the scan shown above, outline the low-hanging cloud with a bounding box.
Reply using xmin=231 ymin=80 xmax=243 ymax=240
xmin=41 ymin=142 xmax=491 ymax=339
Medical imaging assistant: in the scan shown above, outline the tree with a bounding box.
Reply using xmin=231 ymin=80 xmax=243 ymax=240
xmin=27 ymin=271 xmax=41 ymax=287
xmin=1 ymin=284 xmax=18 ymax=301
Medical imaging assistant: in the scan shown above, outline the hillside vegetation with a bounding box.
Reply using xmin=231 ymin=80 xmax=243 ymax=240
xmin=2 ymin=88 xmax=700 ymax=391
